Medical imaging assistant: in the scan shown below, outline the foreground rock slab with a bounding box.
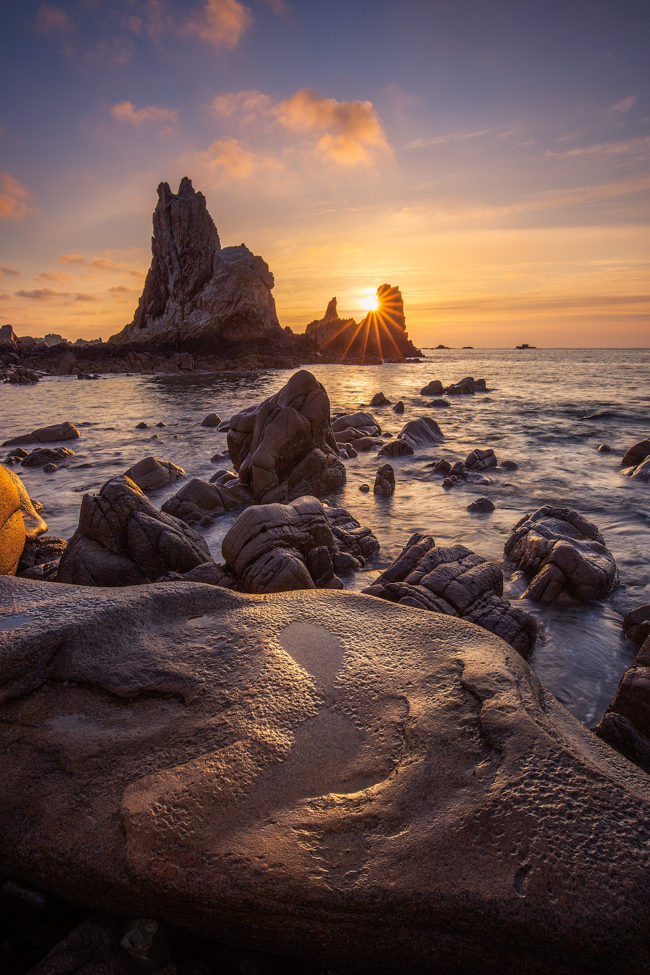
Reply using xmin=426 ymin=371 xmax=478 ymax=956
xmin=0 ymin=577 xmax=648 ymax=974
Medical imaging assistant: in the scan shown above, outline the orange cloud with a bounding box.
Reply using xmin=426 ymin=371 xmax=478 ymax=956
xmin=211 ymin=89 xmax=274 ymax=123
xmin=58 ymin=253 xmax=85 ymax=264
xmin=275 ymin=89 xmax=390 ymax=165
xmin=110 ymin=101 xmax=178 ymax=132
xmin=0 ymin=262 xmax=20 ymax=277
xmin=36 ymin=270 xmax=73 ymax=283
xmin=185 ymin=0 xmax=253 ymax=50
xmin=0 ymin=173 xmax=37 ymax=220
xmin=35 ymin=4 xmax=73 ymax=34
xmin=194 ymin=137 xmax=257 ymax=178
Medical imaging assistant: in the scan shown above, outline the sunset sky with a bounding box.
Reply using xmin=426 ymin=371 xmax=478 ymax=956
xmin=1 ymin=0 xmax=648 ymax=347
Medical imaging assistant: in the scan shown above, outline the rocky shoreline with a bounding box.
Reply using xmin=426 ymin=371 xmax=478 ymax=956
xmin=1 ymin=367 xmax=649 ymax=974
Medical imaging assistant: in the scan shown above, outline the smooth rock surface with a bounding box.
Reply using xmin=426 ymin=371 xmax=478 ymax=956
xmin=0 ymin=576 xmax=648 ymax=974
xmin=504 ymin=505 xmax=619 ymax=603
xmin=2 ymin=421 xmax=80 ymax=446
xmin=1 ymin=464 xmax=48 ymax=540
xmin=0 ymin=464 xmax=26 ymax=574
xmin=123 ymin=456 xmax=185 ymax=492
xmin=398 ymin=417 xmax=444 ymax=449
xmin=227 ymin=370 xmax=345 ymax=504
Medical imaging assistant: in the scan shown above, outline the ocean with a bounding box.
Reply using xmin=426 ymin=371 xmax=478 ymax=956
xmin=2 ymin=347 xmax=649 ymax=727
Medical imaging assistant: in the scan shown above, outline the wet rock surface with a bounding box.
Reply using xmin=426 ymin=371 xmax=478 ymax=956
xmin=56 ymin=475 xmax=210 ymax=586
xmin=0 ymin=465 xmax=26 ymax=575
xmin=373 ymin=463 xmax=395 ymax=497
xmin=2 ymin=422 xmax=80 ymax=446
xmin=162 ymin=475 xmax=254 ymax=525
xmin=20 ymin=447 xmax=75 ymax=468
xmin=504 ymin=505 xmax=619 ymax=603
xmin=594 ymin=636 xmax=650 ymax=775
xmin=1 ymin=576 xmax=648 ymax=974
xmin=227 ymin=370 xmax=345 ymax=504
xmin=364 ymin=533 xmax=537 ymax=658
xmin=397 ymin=417 xmax=444 ymax=449
xmin=123 ymin=456 xmax=185 ymax=492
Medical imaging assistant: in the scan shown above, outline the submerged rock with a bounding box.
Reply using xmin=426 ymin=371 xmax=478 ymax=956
xmin=504 ymin=505 xmax=618 ymax=604
xmin=364 ymin=534 xmax=537 ymax=658
xmin=57 ymin=475 xmax=210 ymax=586
xmin=2 ymin=421 xmax=80 ymax=446
xmin=227 ymin=370 xmax=345 ymax=504
xmin=1 ymin=575 xmax=647 ymax=973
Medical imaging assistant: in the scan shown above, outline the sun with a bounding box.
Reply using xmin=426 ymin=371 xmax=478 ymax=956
xmin=361 ymin=293 xmax=380 ymax=313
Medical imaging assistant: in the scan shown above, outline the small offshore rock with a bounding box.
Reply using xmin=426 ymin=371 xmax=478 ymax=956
xmin=21 ymin=446 xmax=75 ymax=468
xmin=420 ymin=380 xmax=443 ymax=396
xmin=623 ymin=605 xmax=650 ymax=647
xmin=598 ymin=444 xmax=612 ymax=453
xmin=124 ymin=456 xmax=185 ymax=492
xmin=392 ymin=400 xmax=405 ymax=414
xmin=465 ymin=448 xmax=497 ymax=471
xmin=369 ymin=392 xmax=390 ymax=406
xmin=136 ymin=421 xmax=149 ymax=429
xmin=2 ymin=421 xmax=80 ymax=446
xmin=373 ymin=464 xmax=395 ymax=497
xmin=377 ymin=439 xmax=414 ymax=458
xmin=467 ymin=497 xmax=495 ymax=513
xmin=359 ymin=483 xmax=370 ymax=492
xmin=398 ymin=417 xmax=444 ymax=449
xmin=501 ymin=459 xmax=519 ymax=470
xmin=201 ymin=412 xmax=222 ymax=427
xmin=621 ymin=439 xmax=650 ymax=468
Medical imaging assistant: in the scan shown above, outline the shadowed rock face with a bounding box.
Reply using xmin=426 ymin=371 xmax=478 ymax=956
xmin=109 ymin=178 xmax=281 ymax=351
xmin=504 ymin=505 xmax=618 ymax=603
xmin=305 ymin=287 xmax=421 ymax=363
xmin=0 ymin=576 xmax=649 ymax=974
xmin=595 ymin=635 xmax=650 ymax=774
xmin=226 ymin=370 xmax=346 ymax=504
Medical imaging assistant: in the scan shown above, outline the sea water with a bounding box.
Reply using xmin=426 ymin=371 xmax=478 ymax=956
xmin=1 ymin=347 xmax=648 ymax=727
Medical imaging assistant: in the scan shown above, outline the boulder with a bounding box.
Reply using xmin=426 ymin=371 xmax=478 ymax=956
xmin=467 ymin=497 xmax=495 ymax=513
xmin=623 ymin=605 xmax=650 ymax=647
xmin=364 ymin=534 xmax=537 ymax=658
xmin=161 ymin=476 xmax=253 ymax=525
xmin=2 ymin=422 xmax=80 ymax=446
xmin=465 ymin=448 xmax=497 ymax=471
xmin=109 ymin=178 xmax=282 ymax=352
xmin=57 ymin=475 xmax=211 ymax=586
xmin=1 ymin=465 xmax=48 ymax=540
xmin=17 ymin=535 xmax=67 ymax=581
xmin=1 ymin=575 xmax=647 ymax=974
xmin=594 ymin=636 xmax=650 ymax=774
xmin=377 ymin=439 xmax=414 ymax=458
xmin=626 ymin=458 xmax=650 ymax=482
xmin=445 ymin=376 xmax=486 ymax=396
xmin=504 ymin=506 xmax=619 ymax=603
xmin=392 ymin=400 xmax=404 ymax=414
xmin=369 ymin=392 xmax=390 ymax=406
xmin=0 ymin=465 xmax=26 ymax=575
xmin=226 ymin=370 xmax=346 ymax=503
xmin=332 ymin=412 xmax=381 ymax=438
xmin=398 ymin=417 xmax=444 ymax=449
xmin=123 ymin=457 xmax=185 ymax=492
xmin=221 ymin=496 xmax=378 ymax=593
xmin=21 ymin=446 xmax=75 ymax=468
xmin=420 ymin=380 xmax=443 ymax=396
xmin=200 ymin=412 xmax=221 ymax=427
xmin=374 ymin=464 xmax=395 ymax=497
xmin=621 ymin=440 xmax=650 ymax=468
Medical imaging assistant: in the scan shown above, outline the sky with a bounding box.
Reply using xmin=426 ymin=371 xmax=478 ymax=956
xmin=1 ymin=0 xmax=649 ymax=348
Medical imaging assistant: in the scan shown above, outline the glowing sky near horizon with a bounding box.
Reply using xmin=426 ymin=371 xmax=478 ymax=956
xmin=0 ymin=0 xmax=648 ymax=347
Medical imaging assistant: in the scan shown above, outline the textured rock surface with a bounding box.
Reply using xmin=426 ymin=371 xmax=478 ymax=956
xmin=0 ymin=576 xmax=648 ymax=974
xmin=21 ymin=446 xmax=75 ymax=468
xmin=397 ymin=416 xmax=444 ymax=449
xmin=227 ymin=370 xmax=345 ymax=503
xmin=364 ymin=533 xmax=537 ymax=658
xmin=57 ymin=475 xmax=210 ymax=586
xmin=621 ymin=439 xmax=650 ymax=469
xmin=504 ymin=505 xmax=619 ymax=603
xmin=2 ymin=464 xmax=48 ymax=540
xmin=377 ymin=438 xmax=414 ymax=458
xmin=374 ymin=463 xmax=395 ymax=497
xmin=221 ymin=496 xmax=378 ymax=593
xmin=594 ymin=636 xmax=650 ymax=774
xmin=162 ymin=475 xmax=253 ymax=525
xmin=123 ymin=456 xmax=185 ymax=492
xmin=0 ymin=464 xmax=26 ymax=574
xmin=109 ymin=178 xmax=281 ymax=351
xmin=2 ymin=421 xmax=80 ymax=446
xmin=626 ymin=457 xmax=650 ymax=482
xmin=17 ymin=535 xmax=67 ymax=581
xmin=305 ymin=287 xmax=421 ymax=363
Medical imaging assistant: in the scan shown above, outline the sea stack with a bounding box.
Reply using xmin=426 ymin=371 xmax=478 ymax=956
xmin=305 ymin=285 xmax=422 ymax=363
xmin=109 ymin=177 xmax=281 ymax=353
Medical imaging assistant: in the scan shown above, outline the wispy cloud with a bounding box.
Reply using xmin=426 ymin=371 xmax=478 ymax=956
xmin=35 ymin=3 xmax=73 ymax=35
xmin=110 ymin=101 xmax=178 ymax=133
xmin=607 ymin=95 xmax=638 ymax=113
xmin=0 ymin=262 xmax=20 ymax=277
xmin=193 ymin=137 xmax=257 ymax=178
xmin=0 ymin=173 xmax=38 ymax=220
xmin=275 ymin=89 xmax=390 ymax=166
xmin=212 ymin=89 xmax=274 ymax=124
xmin=545 ymin=136 xmax=650 ymax=160
xmin=36 ymin=270 xmax=73 ymax=283
xmin=402 ymin=129 xmax=491 ymax=150
xmin=58 ymin=253 xmax=85 ymax=264
xmin=185 ymin=0 xmax=253 ymax=50
xmin=15 ymin=288 xmax=98 ymax=302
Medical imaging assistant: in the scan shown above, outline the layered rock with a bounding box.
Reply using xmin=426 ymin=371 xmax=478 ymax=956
xmin=305 ymin=287 xmax=422 ymax=363
xmin=1 ymin=575 xmax=648 ymax=974
xmin=109 ymin=178 xmax=282 ymax=353
xmin=57 ymin=475 xmax=211 ymax=586
xmin=221 ymin=496 xmax=378 ymax=593
xmin=504 ymin=506 xmax=619 ymax=603
xmin=226 ymin=370 xmax=345 ymax=503
xmin=364 ymin=534 xmax=537 ymax=658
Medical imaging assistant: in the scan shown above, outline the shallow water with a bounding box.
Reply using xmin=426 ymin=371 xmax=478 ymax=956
xmin=2 ymin=348 xmax=649 ymax=726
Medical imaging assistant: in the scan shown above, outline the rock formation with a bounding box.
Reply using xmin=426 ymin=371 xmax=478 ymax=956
xmin=1 ymin=575 xmax=648 ymax=973
xmin=2 ymin=421 xmax=80 ymax=446
xmin=305 ymin=287 xmax=422 ymax=363
xmin=57 ymin=475 xmax=211 ymax=586
xmin=123 ymin=456 xmax=185 ymax=492
xmin=226 ymin=370 xmax=346 ymax=504
xmin=504 ymin=505 xmax=619 ymax=603
xmin=109 ymin=178 xmax=282 ymax=353
xmin=594 ymin=634 xmax=650 ymax=774
xmin=162 ymin=475 xmax=253 ymax=525
xmin=364 ymin=534 xmax=537 ymax=658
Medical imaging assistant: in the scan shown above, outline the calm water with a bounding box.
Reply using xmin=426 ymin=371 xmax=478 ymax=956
xmin=2 ymin=348 xmax=649 ymax=726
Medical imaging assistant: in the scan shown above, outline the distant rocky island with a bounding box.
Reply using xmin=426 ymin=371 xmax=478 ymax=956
xmin=1 ymin=177 xmax=423 ymax=381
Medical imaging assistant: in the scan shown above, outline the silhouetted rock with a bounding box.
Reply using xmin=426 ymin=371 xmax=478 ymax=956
xmin=398 ymin=417 xmax=444 ymax=449
xmin=364 ymin=534 xmax=537 ymax=658
xmin=445 ymin=377 xmax=487 ymax=396
xmin=373 ymin=463 xmax=395 ymax=497
xmin=621 ymin=439 xmax=650 ymax=468
xmin=57 ymin=475 xmax=210 ymax=586
xmin=378 ymin=439 xmax=414 ymax=458
xmin=109 ymin=178 xmax=282 ymax=353
xmin=392 ymin=400 xmax=404 ymax=414
xmin=162 ymin=476 xmax=253 ymax=525
xmin=504 ymin=505 xmax=618 ymax=603
xmin=369 ymin=392 xmax=390 ymax=406
xmin=3 ymin=421 xmax=80 ymax=446
xmin=227 ymin=370 xmax=345 ymax=503
xmin=467 ymin=497 xmax=495 ymax=513
xmin=305 ymin=287 xmax=421 ymax=363
xmin=420 ymin=380 xmax=443 ymax=396
xmin=1 ymin=574 xmax=649 ymax=974
xmin=594 ymin=636 xmax=650 ymax=774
